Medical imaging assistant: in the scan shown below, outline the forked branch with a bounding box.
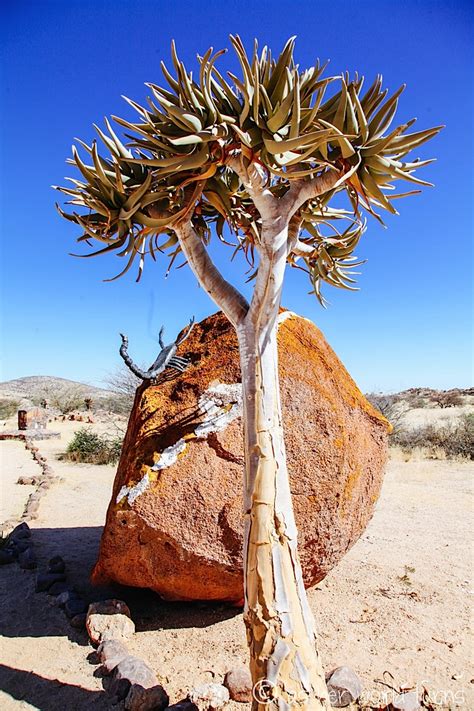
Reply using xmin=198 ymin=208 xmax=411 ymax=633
xmin=175 ymin=220 xmax=249 ymax=327
xmin=282 ymin=168 xmax=345 ymax=218
xmin=226 ymin=151 xmax=274 ymax=217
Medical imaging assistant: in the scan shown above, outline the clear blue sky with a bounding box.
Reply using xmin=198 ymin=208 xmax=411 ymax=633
xmin=1 ymin=0 xmax=472 ymax=392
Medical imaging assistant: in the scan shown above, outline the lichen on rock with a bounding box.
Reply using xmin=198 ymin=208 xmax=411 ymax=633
xmin=92 ymin=310 xmax=389 ymax=601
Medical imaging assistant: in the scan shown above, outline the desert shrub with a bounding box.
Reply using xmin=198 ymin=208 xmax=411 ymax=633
xmin=62 ymin=427 xmax=123 ymax=465
xmin=52 ymin=388 xmax=87 ymax=414
xmin=0 ymin=398 xmax=19 ymax=419
xmin=98 ymin=393 xmax=135 ymax=416
xmin=366 ymin=392 xmax=406 ymax=434
xmin=429 ymin=391 xmax=463 ymax=408
xmin=366 ymin=393 xmax=399 ymax=418
xmin=404 ymin=394 xmax=427 ymax=409
xmin=103 ymin=366 xmax=141 ymax=414
xmin=443 ymin=413 xmax=474 ymax=459
xmin=392 ymin=414 xmax=474 ymax=459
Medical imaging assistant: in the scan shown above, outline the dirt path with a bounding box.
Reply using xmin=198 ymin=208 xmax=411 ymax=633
xmin=0 ymin=424 xmax=472 ymax=709
xmin=0 ymin=441 xmax=38 ymax=524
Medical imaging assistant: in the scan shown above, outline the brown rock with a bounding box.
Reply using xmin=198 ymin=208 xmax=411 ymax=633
xmin=92 ymin=311 xmax=389 ymax=601
xmin=224 ymin=666 xmax=253 ymax=702
xmin=108 ymin=655 xmax=168 ymax=710
xmin=125 ymin=682 xmax=169 ymax=711
xmin=97 ymin=639 xmax=130 ymax=674
xmin=69 ymin=613 xmax=87 ymax=629
xmin=86 ymin=599 xmax=135 ymax=644
xmin=326 ymin=666 xmax=363 ymax=707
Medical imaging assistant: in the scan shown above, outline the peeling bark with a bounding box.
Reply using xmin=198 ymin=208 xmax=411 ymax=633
xmin=238 ymin=319 xmax=330 ymax=710
xmin=236 ymin=218 xmax=330 ymax=710
xmin=169 ymin=159 xmax=332 ymax=709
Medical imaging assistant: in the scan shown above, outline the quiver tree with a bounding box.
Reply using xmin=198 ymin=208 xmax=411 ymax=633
xmin=56 ymin=36 xmax=441 ymax=710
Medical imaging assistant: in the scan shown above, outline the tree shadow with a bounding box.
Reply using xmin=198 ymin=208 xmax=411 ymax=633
xmin=0 ymin=525 xmax=241 ymax=643
xmin=0 ymin=663 xmax=110 ymax=710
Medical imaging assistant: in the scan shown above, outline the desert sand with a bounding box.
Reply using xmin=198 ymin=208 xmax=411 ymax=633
xmin=0 ymin=418 xmax=472 ymax=710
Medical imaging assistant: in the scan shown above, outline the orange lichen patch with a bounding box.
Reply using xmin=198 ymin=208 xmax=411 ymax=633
xmin=340 ymin=467 xmax=363 ymax=517
xmin=278 ymin=314 xmax=390 ymax=430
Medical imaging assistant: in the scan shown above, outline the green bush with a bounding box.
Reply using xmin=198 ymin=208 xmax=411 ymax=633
xmin=0 ymin=398 xmax=19 ymax=419
xmin=392 ymin=414 xmax=474 ymax=460
xmin=63 ymin=427 xmax=123 ymax=465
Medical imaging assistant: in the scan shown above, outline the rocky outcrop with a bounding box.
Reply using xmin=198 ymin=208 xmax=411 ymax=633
xmin=92 ymin=310 xmax=390 ymax=601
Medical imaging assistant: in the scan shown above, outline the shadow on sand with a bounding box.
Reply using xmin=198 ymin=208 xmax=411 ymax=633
xmin=0 ymin=664 xmax=110 ymax=710
xmin=0 ymin=525 xmax=241 ymax=644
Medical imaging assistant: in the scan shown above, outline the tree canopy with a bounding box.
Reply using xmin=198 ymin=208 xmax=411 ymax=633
xmin=55 ymin=36 xmax=441 ymax=304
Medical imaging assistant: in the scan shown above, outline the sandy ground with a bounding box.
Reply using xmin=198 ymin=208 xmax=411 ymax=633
xmin=399 ymin=403 xmax=472 ymax=430
xmin=0 ymin=441 xmax=37 ymax=524
xmin=0 ymin=418 xmax=473 ymax=710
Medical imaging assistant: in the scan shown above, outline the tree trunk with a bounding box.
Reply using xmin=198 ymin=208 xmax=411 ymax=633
xmin=176 ymin=214 xmax=330 ymax=708
xmin=237 ymin=316 xmax=330 ymax=710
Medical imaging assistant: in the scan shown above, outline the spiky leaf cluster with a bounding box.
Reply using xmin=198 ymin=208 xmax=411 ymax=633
xmin=55 ymin=36 xmax=441 ymax=297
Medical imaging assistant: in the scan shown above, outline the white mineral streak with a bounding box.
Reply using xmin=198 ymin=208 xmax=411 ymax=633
xmin=116 ymin=438 xmax=187 ymax=506
xmin=116 ymin=385 xmax=241 ymax=506
xmin=151 ymin=438 xmax=187 ymax=471
xmin=116 ymin=473 xmax=150 ymax=505
xmin=277 ymin=310 xmax=312 ymax=325
xmin=194 ymin=382 xmax=242 ymax=437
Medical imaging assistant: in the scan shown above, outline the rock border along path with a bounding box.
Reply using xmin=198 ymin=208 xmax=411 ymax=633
xmin=0 ymin=433 xmax=235 ymax=710
xmin=1 ymin=432 xmax=61 ymax=535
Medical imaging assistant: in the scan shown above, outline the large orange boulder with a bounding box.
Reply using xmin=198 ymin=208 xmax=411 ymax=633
xmin=92 ymin=311 xmax=389 ymax=601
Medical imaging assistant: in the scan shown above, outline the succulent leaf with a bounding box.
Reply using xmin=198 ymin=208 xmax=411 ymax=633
xmin=56 ymin=36 xmax=441 ymax=292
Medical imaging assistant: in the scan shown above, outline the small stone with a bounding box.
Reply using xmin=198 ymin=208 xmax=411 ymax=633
xmin=38 ymin=480 xmax=51 ymax=490
xmin=48 ymin=581 xmax=72 ymax=596
xmin=35 ymin=572 xmax=67 ymax=592
xmin=25 ymin=501 xmax=40 ymax=514
xmin=0 ymin=549 xmax=16 ymax=565
xmin=48 ymin=555 xmax=66 ymax=573
xmin=4 ymin=542 xmax=20 ymax=558
xmin=166 ymin=703 xmax=198 ymax=711
xmin=70 ymin=613 xmax=87 ymax=629
xmin=86 ymin=599 xmax=135 ymax=644
xmin=56 ymin=591 xmax=76 ymax=607
xmin=326 ymin=666 xmax=363 ymax=708
xmin=8 ymin=538 xmax=31 ymax=554
xmin=97 ymin=640 xmax=130 ymax=674
xmin=390 ymin=691 xmax=421 ymax=711
xmin=125 ymin=682 xmax=169 ymax=711
xmin=17 ymin=476 xmax=36 ymax=485
xmin=19 ymin=547 xmax=37 ymax=569
xmin=224 ymin=666 xmax=252 ymax=702
xmin=188 ymin=683 xmax=230 ymax=710
xmin=65 ymin=596 xmax=88 ymax=618
xmin=109 ymin=656 xmax=158 ymax=702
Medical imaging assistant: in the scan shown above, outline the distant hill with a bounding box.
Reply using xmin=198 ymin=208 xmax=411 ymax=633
xmin=0 ymin=376 xmax=111 ymax=405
